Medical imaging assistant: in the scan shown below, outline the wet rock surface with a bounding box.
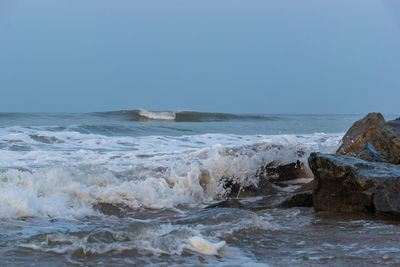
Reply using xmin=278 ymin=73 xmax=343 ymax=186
xmin=223 ymin=176 xmax=278 ymax=198
xmin=259 ymin=160 xmax=309 ymax=182
xmin=309 ymin=152 xmax=400 ymax=215
xmin=207 ymin=182 xmax=314 ymax=211
xmin=336 ymin=112 xmax=400 ymax=164
xmin=356 ymin=142 xmax=388 ymax=163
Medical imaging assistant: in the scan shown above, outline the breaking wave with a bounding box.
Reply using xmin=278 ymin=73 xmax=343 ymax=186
xmin=93 ymin=109 xmax=278 ymax=122
xmin=0 ymin=130 xmax=341 ymax=219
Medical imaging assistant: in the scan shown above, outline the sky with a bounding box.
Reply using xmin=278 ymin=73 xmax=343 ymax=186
xmin=0 ymin=0 xmax=399 ymax=114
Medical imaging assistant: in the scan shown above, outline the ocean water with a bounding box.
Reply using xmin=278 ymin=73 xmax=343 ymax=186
xmin=1 ymin=110 xmax=400 ymax=266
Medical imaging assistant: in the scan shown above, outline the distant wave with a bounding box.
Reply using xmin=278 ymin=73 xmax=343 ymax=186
xmin=138 ymin=109 xmax=176 ymax=120
xmin=92 ymin=109 xmax=279 ymax=122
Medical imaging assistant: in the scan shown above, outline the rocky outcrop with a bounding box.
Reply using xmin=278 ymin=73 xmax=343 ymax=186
xmin=309 ymin=152 xmax=400 ymax=215
xmin=336 ymin=113 xmax=400 ymax=164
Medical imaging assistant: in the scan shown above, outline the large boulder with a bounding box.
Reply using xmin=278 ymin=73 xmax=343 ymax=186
xmin=336 ymin=113 xmax=400 ymax=164
xmin=309 ymin=152 xmax=400 ymax=215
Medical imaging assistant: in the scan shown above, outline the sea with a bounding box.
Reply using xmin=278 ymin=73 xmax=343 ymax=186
xmin=0 ymin=110 xmax=399 ymax=266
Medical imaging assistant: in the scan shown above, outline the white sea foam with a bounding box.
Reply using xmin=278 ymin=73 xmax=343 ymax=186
xmin=186 ymin=236 xmax=226 ymax=255
xmin=138 ymin=109 xmax=176 ymax=120
xmin=0 ymin=127 xmax=342 ymax=219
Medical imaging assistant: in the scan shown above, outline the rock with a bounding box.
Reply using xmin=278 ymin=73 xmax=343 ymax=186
xmin=224 ymin=160 xmax=313 ymax=198
xmin=223 ymin=176 xmax=278 ymax=198
xmin=93 ymin=203 xmax=128 ymax=217
xmin=309 ymin=152 xmax=400 ymax=215
xmin=246 ymin=190 xmax=313 ymax=210
xmin=356 ymin=142 xmax=388 ymax=163
xmin=277 ymin=191 xmax=313 ymax=208
xmin=336 ymin=112 xmax=400 ymax=164
xmin=260 ymin=160 xmax=310 ymax=182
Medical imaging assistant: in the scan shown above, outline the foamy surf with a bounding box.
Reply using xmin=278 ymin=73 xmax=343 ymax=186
xmin=0 ymin=129 xmax=341 ymax=219
xmin=187 ymin=236 xmax=226 ymax=255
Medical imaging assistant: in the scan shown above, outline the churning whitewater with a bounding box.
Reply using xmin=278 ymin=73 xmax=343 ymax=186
xmin=2 ymin=111 xmax=399 ymax=266
xmin=0 ymin=126 xmax=340 ymax=219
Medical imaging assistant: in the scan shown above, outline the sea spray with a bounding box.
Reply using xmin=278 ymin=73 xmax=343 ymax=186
xmin=0 ymin=131 xmax=340 ymax=219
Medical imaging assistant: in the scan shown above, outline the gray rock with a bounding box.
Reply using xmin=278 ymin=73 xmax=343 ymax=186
xmin=309 ymin=152 xmax=400 ymax=215
xmin=356 ymin=142 xmax=388 ymax=163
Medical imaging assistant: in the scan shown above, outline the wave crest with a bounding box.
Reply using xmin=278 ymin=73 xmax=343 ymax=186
xmin=137 ymin=109 xmax=176 ymax=120
xmin=93 ymin=109 xmax=277 ymax=122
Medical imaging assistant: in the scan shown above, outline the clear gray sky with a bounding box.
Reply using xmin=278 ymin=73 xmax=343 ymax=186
xmin=0 ymin=0 xmax=399 ymax=114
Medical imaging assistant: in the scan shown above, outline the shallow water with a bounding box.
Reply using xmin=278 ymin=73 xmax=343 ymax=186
xmin=3 ymin=208 xmax=400 ymax=266
xmin=0 ymin=111 xmax=399 ymax=266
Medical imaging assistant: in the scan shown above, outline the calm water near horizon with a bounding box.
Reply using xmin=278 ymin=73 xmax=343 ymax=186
xmin=1 ymin=111 xmax=400 ymax=266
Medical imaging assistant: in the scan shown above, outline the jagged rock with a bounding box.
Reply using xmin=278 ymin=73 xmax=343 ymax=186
xmin=309 ymin=152 xmax=400 ymax=215
xmin=277 ymin=191 xmax=313 ymax=208
xmin=356 ymin=142 xmax=388 ymax=163
xmin=336 ymin=112 xmax=400 ymax=164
